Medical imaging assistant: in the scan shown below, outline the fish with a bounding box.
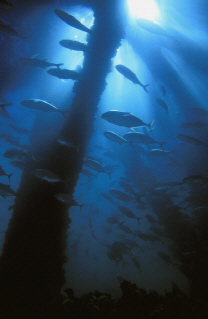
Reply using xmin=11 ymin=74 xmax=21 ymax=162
xmin=9 ymin=123 xmax=30 ymax=135
xmin=0 ymin=0 xmax=14 ymax=11
xmin=21 ymin=99 xmax=68 ymax=118
xmin=54 ymin=193 xmax=84 ymax=210
xmin=9 ymin=160 xmax=26 ymax=170
xmin=119 ymin=181 xmax=137 ymax=196
xmin=145 ymin=214 xmax=157 ymax=224
xmin=106 ymin=215 xmax=120 ymax=225
xmin=59 ymin=39 xmax=87 ymax=51
xmin=0 ymin=102 xmax=13 ymax=120
xmin=179 ymin=120 xmax=208 ymax=129
xmin=182 ymin=174 xmax=208 ymax=184
xmin=47 ymin=68 xmax=80 ymax=80
xmin=104 ymin=131 xmax=128 ymax=145
xmin=123 ymin=132 xmax=166 ymax=149
xmin=157 ymin=251 xmax=176 ymax=267
xmin=177 ymin=134 xmax=208 ymax=147
xmin=191 ymin=107 xmax=208 ymax=117
xmin=0 ymin=20 xmax=27 ymax=41
xmin=108 ymin=189 xmax=135 ymax=202
xmin=160 ymin=85 xmax=166 ymax=96
xmin=3 ymin=148 xmax=27 ymax=160
xmin=32 ymin=169 xmax=63 ymax=183
xmin=84 ymin=159 xmax=112 ymax=178
xmin=136 ymin=18 xmax=173 ymax=39
xmin=100 ymin=192 xmax=116 ymax=204
xmin=132 ymin=258 xmax=143 ymax=273
xmin=0 ymin=183 xmax=16 ymax=198
xmin=115 ymin=64 xmax=149 ymax=93
xmin=118 ymin=205 xmax=142 ymax=224
xmin=101 ymin=110 xmax=154 ymax=132
xmin=0 ymin=166 xmax=13 ymax=183
xmin=81 ymin=168 xmax=97 ymax=178
xmin=136 ymin=231 xmax=161 ymax=244
xmin=56 ymin=136 xmax=78 ymax=151
xmin=148 ymin=149 xmax=175 ymax=156
xmin=19 ymin=57 xmax=63 ymax=69
xmin=54 ymin=8 xmax=93 ymax=34
xmin=117 ymin=222 xmax=133 ymax=235
xmin=156 ymin=98 xmax=169 ymax=114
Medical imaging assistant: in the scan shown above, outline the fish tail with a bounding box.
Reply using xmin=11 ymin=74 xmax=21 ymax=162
xmin=61 ymin=110 xmax=70 ymax=118
xmin=7 ymin=173 xmax=13 ymax=183
xmin=107 ymin=171 xmax=114 ymax=179
xmin=148 ymin=119 xmax=154 ymax=135
xmin=56 ymin=63 xmax=64 ymax=68
xmin=79 ymin=203 xmax=84 ymax=211
xmin=171 ymin=149 xmax=176 ymax=154
xmin=159 ymin=142 xmax=167 ymax=150
xmin=143 ymin=84 xmax=149 ymax=93
xmin=0 ymin=103 xmax=12 ymax=111
xmin=136 ymin=217 xmax=142 ymax=224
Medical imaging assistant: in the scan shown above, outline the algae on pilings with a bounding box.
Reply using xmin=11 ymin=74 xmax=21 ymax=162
xmin=0 ymin=0 xmax=125 ymax=317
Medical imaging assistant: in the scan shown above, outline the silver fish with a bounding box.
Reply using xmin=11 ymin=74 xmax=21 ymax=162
xmin=32 ymin=169 xmax=62 ymax=183
xmin=177 ymin=134 xmax=208 ymax=147
xmin=84 ymin=159 xmax=112 ymax=178
xmin=21 ymin=99 xmax=67 ymax=117
xmin=123 ymin=132 xmax=166 ymax=149
xmin=0 ymin=183 xmax=16 ymax=198
xmin=116 ymin=64 xmax=149 ymax=93
xmin=148 ymin=149 xmax=175 ymax=156
xmin=3 ymin=148 xmax=27 ymax=160
xmin=136 ymin=18 xmax=173 ymax=39
xmin=179 ymin=120 xmax=208 ymax=129
xmin=104 ymin=131 xmax=127 ymax=145
xmin=108 ymin=188 xmax=135 ymax=202
xmin=54 ymin=192 xmax=84 ymax=210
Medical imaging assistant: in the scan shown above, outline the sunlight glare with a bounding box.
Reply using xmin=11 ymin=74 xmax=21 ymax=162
xmin=128 ymin=0 xmax=160 ymax=22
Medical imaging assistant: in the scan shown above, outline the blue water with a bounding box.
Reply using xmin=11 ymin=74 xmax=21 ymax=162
xmin=0 ymin=0 xmax=208 ymax=299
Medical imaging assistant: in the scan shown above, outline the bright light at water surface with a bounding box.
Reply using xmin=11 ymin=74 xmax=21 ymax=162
xmin=128 ymin=0 xmax=160 ymax=22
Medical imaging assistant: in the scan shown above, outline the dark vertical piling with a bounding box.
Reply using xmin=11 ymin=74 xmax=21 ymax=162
xmin=0 ymin=0 xmax=125 ymax=317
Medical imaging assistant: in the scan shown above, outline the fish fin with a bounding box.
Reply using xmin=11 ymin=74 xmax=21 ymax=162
xmin=31 ymin=54 xmax=39 ymax=59
xmin=56 ymin=63 xmax=64 ymax=68
xmin=159 ymin=142 xmax=167 ymax=150
xmin=136 ymin=217 xmax=142 ymax=224
xmin=7 ymin=173 xmax=13 ymax=183
xmin=0 ymin=103 xmax=12 ymax=112
xmin=107 ymin=171 xmax=114 ymax=179
xmin=171 ymin=149 xmax=176 ymax=154
xmin=148 ymin=119 xmax=154 ymax=135
xmin=60 ymin=110 xmax=69 ymax=118
xmin=79 ymin=203 xmax=84 ymax=211
xmin=143 ymin=84 xmax=149 ymax=93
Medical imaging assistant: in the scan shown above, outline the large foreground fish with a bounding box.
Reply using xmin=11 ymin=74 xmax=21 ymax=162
xmin=177 ymin=134 xmax=208 ymax=147
xmin=47 ymin=68 xmax=80 ymax=80
xmin=104 ymin=131 xmax=127 ymax=145
xmin=101 ymin=110 xmax=154 ymax=132
xmin=123 ymin=132 xmax=166 ymax=149
xmin=116 ymin=64 xmax=149 ymax=93
xmin=19 ymin=57 xmax=63 ymax=69
xmin=21 ymin=99 xmax=68 ymax=117
xmin=54 ymin=8 xmax=93 ymax=34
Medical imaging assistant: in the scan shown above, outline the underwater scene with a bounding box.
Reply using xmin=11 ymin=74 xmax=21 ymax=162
xmin=0 ymin=0 xmax=208 ymax=318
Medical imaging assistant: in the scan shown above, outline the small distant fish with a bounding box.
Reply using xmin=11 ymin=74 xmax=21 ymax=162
xmin=81 ymin=168 xmax=97 ymax=178
xmin=47 ymin=68 xmax=80 ymax=80
xmin=115 ymin=64 xmax=149 ymax=93
xmin=84 ymin=159 xmax=112 ymax=178
xmin=21 ymin=99 xmax=68 ymax=118
xmin=145 ymin=214 xmax=157 ymax=224
xmin=179 ymin=120 xmax=208 ymax=129
xmin=191 ymin=107 xmax=208 ymax=117
xmin=148 ymin=149 xmax=175 ymax=156
xmin=156 ymin=98 xmax=169 ymax=114
xmin=32 ymin=169 xmax=63 ymax=183
xmin=132 ymin=257 xmax=143 ymax=273
xmin=117 ymin=222 xmax=133 ymax=235
xmin=101 ymin=110 xmax=154 ymax=132
xmin=106 ymin=215 xmax=120 ymax=225
xmin=0 ymin=0 xmax=14 ymax=11
xmin=59 ymin=39 xmax=87 ymax=51
xmin=3 ymin=148 xmax=27 ymax=160
xmin=157 ymin=251 xmax=176 ymax=268
xmin=119 ymin=180 xmax=137 ymax=196
xmin=136 ymin=18 xmax=173 ymax=40
xmin=0 ymin=182 xmax=16 ymax=198
xmin=0 ymin=20 xmax=27 ymax=41
xmin=108 ymin=189 xmax=135 ymax=202
xmin=56 ymin=136 xmax=78 ymax=151
xmin=0 ymin=166 xmax=13 ymax=183
xmin=9 ymin=160 xmax=26 ymax=170
xmin=182 ymin=174 xmax=208 ymax=184
xmin=118 ymin=205 xmax=141 ymax=224
xmin=19 ymin=57 xmax=63 ymax=69
xmin=54 ymin=8 xmax=93 ymax=34
xmin=9 ymin=123 xmax=30 ymax=135
xmin=123 ymin=132 xmax=166 ymax=149
xmin=177 ymin=134 xmax=208 ymax=147
xmin=54 ymin=192 xmax=84 ymax=210
xmin=160 ymin=85 xmax=166 ymax=96
xmin=100 ymin=192 xmax=116 ymax=204
xmin=104 ymin=131 xmax=127 ymax=145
